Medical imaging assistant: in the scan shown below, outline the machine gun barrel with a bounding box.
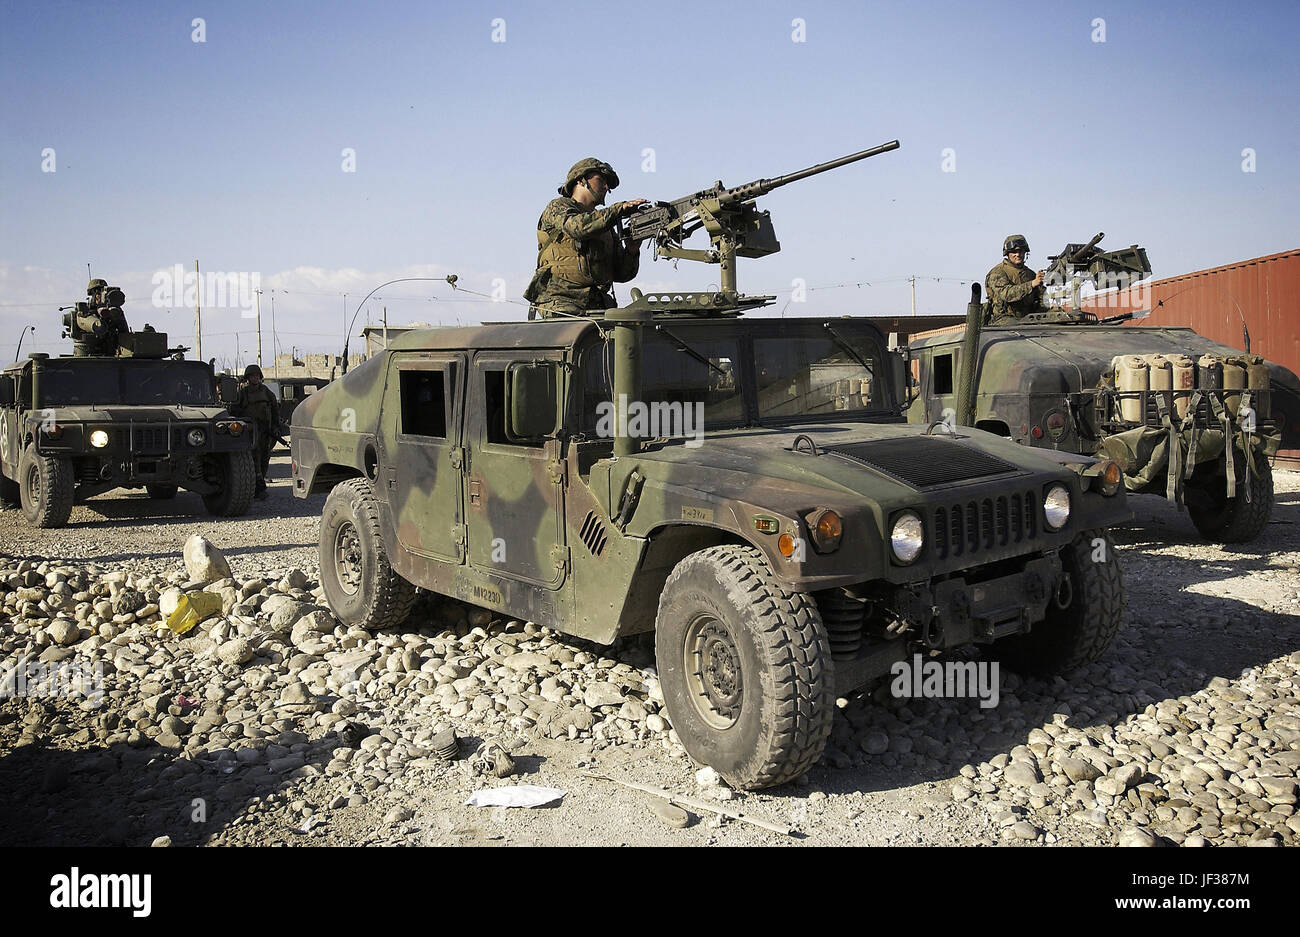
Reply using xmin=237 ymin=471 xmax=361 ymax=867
xmin=717 ymin=140 xmax=900 ymax=205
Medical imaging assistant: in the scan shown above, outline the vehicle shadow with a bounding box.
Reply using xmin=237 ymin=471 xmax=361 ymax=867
xmin=799 ymin=564 xmax=1300 ymax=798
xmin=0 ymin=708 xmax=339 ymax=847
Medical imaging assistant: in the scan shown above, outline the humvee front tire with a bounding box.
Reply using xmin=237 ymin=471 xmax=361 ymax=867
xmin=995 ymin=529 xmax=1124 ymax=676
xmin=654 ymin=544 xmax=834 ymax=790
xmin=319 ymin=477 xmax=417 ymax=632
xmin=202 ymin=451 xmax=255 ymax=516
xmin=18 ymin=445 xmax=74 ymax=528
xmin=1186 ymin=451 xmax=1273 ymax=544
xmin=146 ymin=484 xmax=179 ymax=500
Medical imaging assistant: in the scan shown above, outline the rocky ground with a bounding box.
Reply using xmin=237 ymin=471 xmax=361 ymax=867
xmin=1 ymin=455 xmax=1298 ymax=847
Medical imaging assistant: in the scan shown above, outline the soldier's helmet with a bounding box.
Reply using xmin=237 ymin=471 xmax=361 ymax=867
xmin=87 ymin=277 xmax=108 ymax=294
xmin=1003 ymin=235 xmax=1030 ymax=256
xmin=243 ymin=364 xmax=263 ymax=381
xmin=559 ymin=158 xmax=620 ymax=197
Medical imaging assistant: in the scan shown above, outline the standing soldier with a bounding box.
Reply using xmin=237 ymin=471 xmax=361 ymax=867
xmin=234 ymin=364 xmax=279 ymax=500
xmin=985 ymin=235 xmax=1045 ymax=325
xmin=524 ymin=158 xmax=648 ymax=319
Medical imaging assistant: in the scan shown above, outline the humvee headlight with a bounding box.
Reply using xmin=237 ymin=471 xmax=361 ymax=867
xmin=90 ymin=429 xmax=109 ymax=448
xmin=1044 ymin=484 xmax=1071 ymax=529
xmin=806 ymin=508 xmax=843 ymax=553
xmin=1096 ymin=461 xmax=1123 ymax=497
xmin=890 ymin=512 xmax=924 ymax=564
xmin=187 ymin=428 xmax=207 ymax=447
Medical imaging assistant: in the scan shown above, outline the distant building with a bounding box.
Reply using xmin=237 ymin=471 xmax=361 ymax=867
xmin=268 ymin=352 xmax=364 ymax=381
xmin=361 ymin=322 xmax=436 ymax=358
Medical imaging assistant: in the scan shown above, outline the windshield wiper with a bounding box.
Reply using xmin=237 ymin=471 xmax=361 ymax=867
xmin=654 ymin=325 xmax=726 ymax=376
xmin=822 ymin=323 xmax=874 ymax=375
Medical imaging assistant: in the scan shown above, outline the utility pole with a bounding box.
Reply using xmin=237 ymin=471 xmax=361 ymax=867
xmin=909 ymin=276 xmax=917 ymax=317
xmin=342 ymin=293 xmax=348 ymax=369
xmin=255 ymin=288 xmax=263 ymax=368
xmin=194 ymin=259 xmax=202 ymax=360
xmin=382 ymin=305 xmax=388 ymax=352
xmin=271 ymin=293 xmax=279 ymax=379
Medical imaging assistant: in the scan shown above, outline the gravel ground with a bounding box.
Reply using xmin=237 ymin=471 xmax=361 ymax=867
xmin=1 ymin=455 xmax=1297 ymax=847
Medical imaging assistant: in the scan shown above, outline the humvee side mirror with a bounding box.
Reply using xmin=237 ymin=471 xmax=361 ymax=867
xmin=507 ymin=362 xmax=559 ymax=442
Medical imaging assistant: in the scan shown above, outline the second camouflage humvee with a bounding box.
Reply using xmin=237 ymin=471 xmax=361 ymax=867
xmin=291 ymin=298 xmax=1132 ymax=789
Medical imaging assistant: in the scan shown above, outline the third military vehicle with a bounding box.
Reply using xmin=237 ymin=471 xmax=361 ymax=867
xmin=0 ymin=280 xmax=258 ymax=527
xmin=290 ymin=147 xmax=1132 ymax=789
xmin=908 ymin=235 xmax=1297 ymax=543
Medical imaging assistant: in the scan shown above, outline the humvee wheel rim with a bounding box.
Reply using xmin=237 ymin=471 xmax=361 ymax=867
xmin=334 ymin=521 xmax=364 ymax=596
xmin=684 ymin=615 xmax=742 ymax=730
xmin=26 ymin=464 xmax=40 ymax=504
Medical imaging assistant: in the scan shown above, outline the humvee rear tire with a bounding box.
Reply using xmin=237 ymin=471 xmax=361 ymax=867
xmin=202 ymin=451 xmax=255 ymax=516
xmin=146 ymin=484 xmax=179 ymax=500
xmin=0 ymin=475 xmax=19 ymax=508
xmin=319 ymin=477 xmax=417 ymax=632
xmin=654 ymin=544 xmax=834 ymax=790
xmin=995 ymin=529 xmax=1124 ymax=676
xmin=1186 ymin=452 xmax=1273 ymax=544
xmin=18 ymin=445 xmax=74 ymax=528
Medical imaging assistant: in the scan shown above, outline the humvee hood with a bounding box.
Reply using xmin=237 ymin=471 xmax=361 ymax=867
xmin=635 ymin=421 xmax=1078 ymax=498
xmin=45 ymin=405 xmax=227 ymax=422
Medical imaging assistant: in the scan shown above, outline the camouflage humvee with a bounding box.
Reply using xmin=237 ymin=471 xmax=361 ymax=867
xmin=908 ymin=238 xmax=1298 ymax=543
xmin=291 ymin=295 xmax=1132 ymax=789
xmin=1 ymin=308 xmax=258 ymax=527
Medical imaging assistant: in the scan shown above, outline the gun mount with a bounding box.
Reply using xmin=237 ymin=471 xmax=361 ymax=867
xmin=1044 ymin=232 xmax=1152 ymax=312
xmin=622 ymin=141 xmax=900 ymax=313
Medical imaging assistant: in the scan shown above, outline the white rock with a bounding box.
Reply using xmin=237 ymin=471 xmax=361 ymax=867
xmin=183 ymin=536 xmax=232 ymax=584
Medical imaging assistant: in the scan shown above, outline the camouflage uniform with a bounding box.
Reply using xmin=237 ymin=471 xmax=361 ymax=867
xmin=235 ymin=379 xmax=279 ymax=493
xmin=985 ymin=260 xmax=1044 ymax=325
xmin=525 ymin=197 xmax=640 ymax=318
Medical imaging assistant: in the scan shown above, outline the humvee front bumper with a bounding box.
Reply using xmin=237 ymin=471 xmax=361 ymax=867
xmin=831 ymin=552 xmax=1063 ymax=695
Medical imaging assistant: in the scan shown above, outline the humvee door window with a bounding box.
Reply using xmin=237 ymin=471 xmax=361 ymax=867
xmin=281 ymin=385 xmax=294 ymax=400
xmin=399 ymin=369 xmax=448 ymax=438
xmin=934 ymin=353 xmax=954 ymax=395
xmin=753 ymin=336 xmax=882 ymax=417
xmin=484 ymin=369 xmax=545 ymax=447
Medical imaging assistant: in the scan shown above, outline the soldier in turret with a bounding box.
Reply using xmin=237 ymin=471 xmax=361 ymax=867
xmin=984 ymin=235 xmax=1045 ymax=325
xmin=234 ymin=364 xmax=279 ymax=500
xmin=81 ymin=278 xmax=131 ymax=355
xmin=524 ymin=158 xmax=648 ymax=319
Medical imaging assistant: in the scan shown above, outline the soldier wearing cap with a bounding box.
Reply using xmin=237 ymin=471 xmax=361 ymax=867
xmin=234 ymin=364 xmax=280 ymax=499
xmin=985 ymin=235 xmax=1046 ymax=325
xmin=524 ymin=158 xmax=648 ymax=319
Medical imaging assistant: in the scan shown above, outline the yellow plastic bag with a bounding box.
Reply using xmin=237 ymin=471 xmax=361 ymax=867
xmin=166 ymin=592 xmax=223 ymax=635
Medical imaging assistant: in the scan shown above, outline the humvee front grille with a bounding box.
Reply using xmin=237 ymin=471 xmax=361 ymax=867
xmin=827 ymin=437 xmax=1019 ymax=488
xmin=133 ymin=426 xmax=172 ymax=453
xmin=933 ymin=490 xmax=1039 ymax=560
xmin=579 ymin=511 xmax=608 ymax=557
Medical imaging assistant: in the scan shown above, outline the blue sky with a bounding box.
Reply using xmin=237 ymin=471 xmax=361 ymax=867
xmin=1 ymin=0 xmax=1296 ymax=368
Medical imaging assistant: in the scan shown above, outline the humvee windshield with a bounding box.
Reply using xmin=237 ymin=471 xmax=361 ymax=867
xmin=579 ymin=320 xmax=888 ymax=434
xmin=36 ymin=360 xmax=214 ymax=406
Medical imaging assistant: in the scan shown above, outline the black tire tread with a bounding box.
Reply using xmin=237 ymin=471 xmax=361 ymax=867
xmin=997 ymin=529 xmax=1124 ymax=675
xmin=1187 ymin=453 xmax=1273 ymax=544
xmin=202 ymin=451 xmax=256 ymax=516
xmin=19 ymin=446 xmax=74 ymax=528
xmin=325 ymin=477 xmax=417 ymax=631
xmin=658 ymin=544 xmax=833 ymax=789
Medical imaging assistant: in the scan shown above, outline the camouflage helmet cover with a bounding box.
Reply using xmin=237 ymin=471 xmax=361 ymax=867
xmin=559 ymin=158 xmax=620 ymax=196
xmin=87 ymin=278 xmax=108 ymax=293
xmin=1003 ymin=234 xmax=1030 ymax=255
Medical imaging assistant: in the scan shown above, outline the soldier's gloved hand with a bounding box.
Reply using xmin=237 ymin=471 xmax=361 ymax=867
xmin=619 ymin=198 xmax=648 ymax=215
